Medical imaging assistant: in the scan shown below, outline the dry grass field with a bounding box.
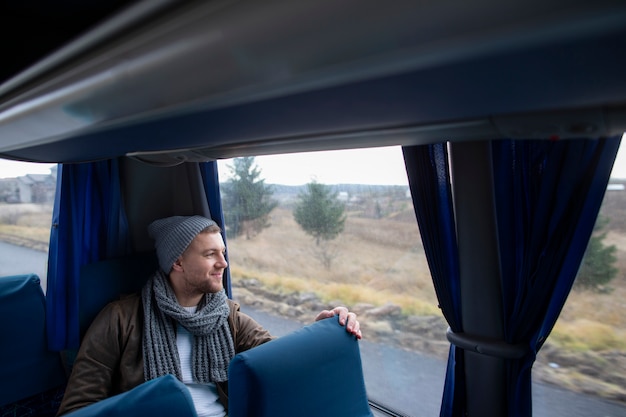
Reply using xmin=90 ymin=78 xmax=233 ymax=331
xmin=227 ymin=207 xmax=440 ymax=316
xmin=0 ymin=203 xmax=53 ymax=251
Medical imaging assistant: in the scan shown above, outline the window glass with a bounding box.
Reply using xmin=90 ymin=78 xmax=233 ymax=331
xmin=218 ymin=147 xmax=446 ymax=416
xmin=0 ymin=159 xmax=56 ymax=292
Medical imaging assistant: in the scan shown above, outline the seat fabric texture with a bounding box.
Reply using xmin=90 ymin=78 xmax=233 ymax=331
xmin=78 ymin=251 xmax=158 ymax=338
xmin=61 ymin=374 xmax=197 ymax=417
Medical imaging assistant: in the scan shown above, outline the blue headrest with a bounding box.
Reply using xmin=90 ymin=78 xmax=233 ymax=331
xmin=63 ymin=375 xmax=197 ymax=417
xmin=0 ymin=274 xmax=66 ymax=407
xmin=228 ymin=316 xmax=373 ymax=417
xmin=79 ymin=251 xmax=158 ymax=338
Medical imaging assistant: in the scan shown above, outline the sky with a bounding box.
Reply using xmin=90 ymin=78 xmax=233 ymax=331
xmin=609 ymin=135 xmax=626 ymax=178
xmin=218 ymin=146 xmax=409 ymax=185
xmin=0 ymin=159 xmax=57 ymax=178
xmin=1 ymin=138 xmax=626 ymax=184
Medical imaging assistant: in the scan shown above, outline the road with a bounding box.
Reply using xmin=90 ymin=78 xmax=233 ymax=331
xmin=0 ymin=240 xmax=48 ymax=290
xmin=1 ymin=241 xmax=625 ymax=416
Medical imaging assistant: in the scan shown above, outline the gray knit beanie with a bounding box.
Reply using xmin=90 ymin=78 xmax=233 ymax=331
xmin=148 ymin=215 xmax=217 ymax=273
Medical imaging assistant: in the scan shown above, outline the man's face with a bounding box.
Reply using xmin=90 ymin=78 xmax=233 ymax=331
xmin=176 ymin=231 xmax=228 ymax=295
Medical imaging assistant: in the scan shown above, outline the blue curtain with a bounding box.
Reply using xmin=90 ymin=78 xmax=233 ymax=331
xmin=46 ymin=160 xmax=130 ymax=351
xmin=492 ymin=137 xmax=620 ymax=416
xmin=403 ymin=137 xmax=620 ymax=416
xmin=402 ymin=143 xmax=465 ymax=417
xmin=199 ymin=161 xmax=232 ymax=298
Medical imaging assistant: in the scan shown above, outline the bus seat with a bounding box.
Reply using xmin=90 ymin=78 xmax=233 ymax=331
xmin=79 ymin=251 xmax=158 ymax=338
xmin=228 ymin=315 xmax=373 ymax=417
xmin=60 ymin=374 xmax=197 ymax=417
xmin=0 ymin=274 xmax=66 ymax=411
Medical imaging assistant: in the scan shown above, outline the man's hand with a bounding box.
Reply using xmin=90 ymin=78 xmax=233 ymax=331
xmin=315 ymin=306 xmax=362 ymax=339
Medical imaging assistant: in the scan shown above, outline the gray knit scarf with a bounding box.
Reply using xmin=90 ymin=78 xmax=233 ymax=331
xmin=142 ymin=270 xmax=235 ymax=383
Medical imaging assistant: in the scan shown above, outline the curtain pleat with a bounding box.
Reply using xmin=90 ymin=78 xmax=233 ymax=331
xmin=493 ymin=137 xmax=621 ymax=416
xmin=402 ymin=143 xmax=465 ymax=416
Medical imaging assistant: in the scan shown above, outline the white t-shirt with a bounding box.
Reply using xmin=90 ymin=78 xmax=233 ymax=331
xmin=176 ymin=306 xmax=227 ymax=417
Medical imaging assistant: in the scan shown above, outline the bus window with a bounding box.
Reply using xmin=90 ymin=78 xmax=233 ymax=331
xmin=218 ymin=146 xmax=447 ymax=416
xmin=0 ymin=160 xmax=56 ymax=292
xmin=219 ymin=144 xmax=626 ymax=417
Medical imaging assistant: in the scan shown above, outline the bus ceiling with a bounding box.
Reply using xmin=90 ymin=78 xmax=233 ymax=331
xmin=0 ymin=0 xmax=625 ymax=164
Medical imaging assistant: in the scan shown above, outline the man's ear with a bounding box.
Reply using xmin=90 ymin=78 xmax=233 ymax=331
xmin=171 ymin=257 xmax=184 ymax=272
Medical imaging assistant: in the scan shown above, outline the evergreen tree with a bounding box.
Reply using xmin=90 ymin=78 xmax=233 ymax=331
xmin=574 ymin=215 xmax=618 ymax=292
xmin=294 ymin=180 xmax=346 ymax=244
xmin=293 ymin=181 xmax=346 ymax=268
xmin=221 ymin=157 xmax=277 ymax=239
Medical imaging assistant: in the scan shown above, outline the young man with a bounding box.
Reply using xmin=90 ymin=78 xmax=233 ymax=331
xmin=57 ymin=215 xmax=361 ymax=417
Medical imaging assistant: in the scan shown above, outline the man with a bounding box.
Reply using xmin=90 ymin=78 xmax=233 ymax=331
xmin=57 ymin=215 xmax=361 ymax=417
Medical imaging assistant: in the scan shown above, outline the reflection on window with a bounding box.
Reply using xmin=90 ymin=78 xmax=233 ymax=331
xmin=0 ymin=161 xmax=56 ymax=292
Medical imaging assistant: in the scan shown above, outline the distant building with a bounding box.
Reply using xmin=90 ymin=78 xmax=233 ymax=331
xmin=0 ymin=167 xmax=57 ymax=204
xmin=337 ymin=191 xmax=349 ymax=202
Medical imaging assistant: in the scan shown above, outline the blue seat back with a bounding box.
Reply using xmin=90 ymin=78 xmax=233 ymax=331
xmin=228 ymin=316 xmax=373 ymax=417
xmin=79 ymin=251 xmax=158 ymax=338
xmin=0 ymin=274 xmax=66 ymax=407
xmin=64 ymin=375 xmax=197 ymax=417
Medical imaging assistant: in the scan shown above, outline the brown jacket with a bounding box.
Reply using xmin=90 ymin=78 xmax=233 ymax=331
xmin=57 ymin=294 xmax=274 ymax=416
